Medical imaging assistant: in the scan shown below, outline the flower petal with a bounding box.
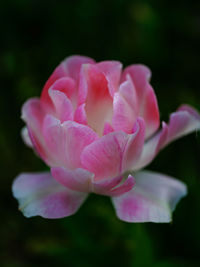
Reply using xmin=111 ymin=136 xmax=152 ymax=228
xmin=96 ymin=61 xmax=122 ymax=97
xmin=42 ymin=115 xmax=98 ymax=168
xmin=21 ymin=127 xmax=33 ymax=148
xmin=112 ymin=170 xmax=187 ymax=223
xmin=112 ymin=77 xmax=138 ymax=133
xmin=122 ymin=64 xmax=159 ymax=138
xmin=78 ymin=64 xmax=113 ymax=135
xmin=51 ymin=167 xmax=94 ymax=192
xmin=81 ymin=119 xmax=145 ymax=181
xmin=133 ymin=106 xmax=200 ymax=171
xmin=49 ymin=89 xmax=74 ymax=122
xmin=41 ymin=55 xmax=95 ymax=104
xmin=12 ymin=172 xmax=88 ymax=219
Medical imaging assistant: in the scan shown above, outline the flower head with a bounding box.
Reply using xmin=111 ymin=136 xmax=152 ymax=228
xmin=12 ymin=55 xmax=200 ymax=222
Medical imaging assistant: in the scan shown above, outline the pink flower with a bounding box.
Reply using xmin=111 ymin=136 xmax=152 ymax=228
xmin=12 ymin=55 xmax=200 ymax=222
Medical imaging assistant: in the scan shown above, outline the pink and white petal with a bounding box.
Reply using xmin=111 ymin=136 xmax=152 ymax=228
xmin=81 ymin=132 xmax=128 ymax=181
xmin=43 ymin=115 xmax=98 ymax=169
xmin=48 ymin=89 xmax=74 ymax=122
xmin=74 ymin=104 xmax=87 ymax=125
xmin=21 ymin=98 xmax=49 ymax=162
xmin=96 ymin=61 xmax=122 ymax=97
xmin=122 ymin=65 xmax=159 ymax=138
xmin=41 ymin=55 xmax=95 ymax=104
xmin=133 ymin=106 xmax=200 ymax=171
xmin=112 ymin=170 xmax=187 ymax=223
xmin=122 ymin=118 xmax=145 ymax=172
xmin=51 ymin=167 xmax=94 ymax=192
xmin=21 ymin=127 xmax=33 ymax=148
xmin=12 ymin=172 xmax=88 ymax=219
xmin=78 ymin=64 xmax=113 ymax=135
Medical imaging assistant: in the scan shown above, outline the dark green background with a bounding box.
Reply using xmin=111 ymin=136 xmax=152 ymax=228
xmin=1 ymin=0 xmax=200 ymax=266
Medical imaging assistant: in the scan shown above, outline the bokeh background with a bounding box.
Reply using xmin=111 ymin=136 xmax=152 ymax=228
xmin=1 ymin=0 xmax=200 ymax=266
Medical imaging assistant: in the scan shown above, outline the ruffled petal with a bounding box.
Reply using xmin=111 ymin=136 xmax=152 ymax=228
xmin=12 ymin=172 xmax=88 ymax=219
xmin=112 ymin=170 xmax=187 ymax=223
xmin=132 ymin=105 xmax=200 ymax=171
xmin=122 ymin=64 xmax=159 ymax=138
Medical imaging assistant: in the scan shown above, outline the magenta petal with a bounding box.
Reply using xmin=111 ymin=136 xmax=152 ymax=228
xmin=133 ymin=106 xmax=200 ymax=171
xmin=112 ymin=171 xmax=187 ymax=223
xmin=51 ymin=167 xmax=94 ymax=192
xmin=12 ymin=172 xmax=88 ymax=218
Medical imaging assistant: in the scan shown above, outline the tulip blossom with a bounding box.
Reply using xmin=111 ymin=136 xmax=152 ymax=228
xmin=12 ymin=55 xmax=200 ymax=222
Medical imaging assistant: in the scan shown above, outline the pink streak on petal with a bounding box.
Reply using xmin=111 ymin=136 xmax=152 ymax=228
xmin=12 ymin=172 xmax=87 ymax=219
xmin=51 ymin=167 xmax=94 ymax=192
xmin=109 ymin=175 xmax=136 ymax=197
xmin=112 ymin=170 xmax=187 ymax=223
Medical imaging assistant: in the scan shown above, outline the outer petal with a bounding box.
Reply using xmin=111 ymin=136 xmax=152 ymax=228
xmin=112 ymin=170 xmax=187 ymax=223
xmin=122 ymin=64 xmax=159 ymax=138
xmin=133 ymin=106 xmax=200 ymax=171
xmin=41 ymin=55 xmax=95 ymax=104
xmin=21 ymin=98 xmax=50 ymax=163
xmin=12 ymin=172 xmax=87 ymax=219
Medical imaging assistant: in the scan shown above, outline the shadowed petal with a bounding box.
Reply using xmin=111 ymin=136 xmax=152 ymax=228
xmin=112 ymin=170 xmax=187 ymax=223
xmin=12 ymin=172 xmax=88 ymax=219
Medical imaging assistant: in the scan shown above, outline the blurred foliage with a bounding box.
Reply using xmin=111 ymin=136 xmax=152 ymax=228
xmin=0 ymin=0 xmax=200 ymax=266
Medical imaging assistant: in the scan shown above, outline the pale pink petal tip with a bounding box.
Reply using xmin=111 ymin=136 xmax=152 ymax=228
xmin=21 ymin=127 xmax=33 ymax=148
xmin=112 ymin=171 xmax=187 ymax=223
xmin=12 ymin=172 xmax=88 ymax=218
